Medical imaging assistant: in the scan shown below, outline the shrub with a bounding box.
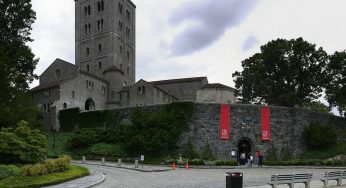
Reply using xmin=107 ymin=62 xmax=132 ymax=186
xmin=182 ymin=137 xmax=200 ymax=159
xmin=215 ymin=160 xmax=237 ymax=166
xmin=201 ymin=143 xmax=215 ymax=161
xmin=188 ymin=159 xmax=204 ymax=165
xmin=0 ymin=120 xmax=47 ymax=164
xmin=266 ymin=144 xmax=278 ymax=162
xmin=89 ymin=143 xmax=127 ymax=158
xmin=303 ymin=122 xmax=337 ymax=149
xmin=0 ymin=165 xmax=20 ymax=180
xmin=21 ymin=155 xmax=71 ymax=176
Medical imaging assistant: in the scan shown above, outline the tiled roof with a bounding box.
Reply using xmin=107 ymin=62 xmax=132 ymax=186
xmin=150 ymin=77 xmax=207 ymax=85
xmin=201 ymin=83 xmax=235 ymax=91
xmin=80 ymin=70 xmax=108 ymax=83
xmin=31 ymin=78 xmax=72 ymax=92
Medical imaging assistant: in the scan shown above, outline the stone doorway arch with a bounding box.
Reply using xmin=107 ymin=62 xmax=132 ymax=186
xmin=85 ymin=98 xmax=95 ymax=111
xmin=237 ymin=137 xmax=254 ymax=165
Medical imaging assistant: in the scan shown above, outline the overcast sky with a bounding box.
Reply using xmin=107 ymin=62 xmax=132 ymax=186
xmin=30 ymin=0 xmax=346 ymax=89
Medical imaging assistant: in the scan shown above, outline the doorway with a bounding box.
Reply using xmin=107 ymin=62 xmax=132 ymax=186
xmin=237 ymin=138 xmax=252 ymax=165
xmin=85 ymin=98 xmax=95 ymax=110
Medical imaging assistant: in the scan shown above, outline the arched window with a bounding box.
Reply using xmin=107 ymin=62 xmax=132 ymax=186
xmin=118 ymin=3 xmax=123 ymax=13
xmin=97 ymin=2 xmax=101 ymax=11
xmin=101 ymin=1 xmax=104 ymax=10
xmin=63 ymin=103 xmax=67 ymax=109
xmin=87 ymin=64 xmax=90 ymax=72
xmin=137 ymin=86 xmax=142 ymax=94
xmin=55 ymin=69 xmax=61 ymax=78
xmin=84 ymin=6 xmax=88 ymax=16
xmin=98 ymin=44 xmax=102 ymax=52
xmin=98 ymin=62 xmax=102 ymax=69
xmin=120 ymin=45 xmax=123 ymax=54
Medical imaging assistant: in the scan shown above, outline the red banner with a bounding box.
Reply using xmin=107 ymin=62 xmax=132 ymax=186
xmin=261 ymin=106 xmax=270 ymax=141
xmin=220 ymin=104 xmax=230 ymax=140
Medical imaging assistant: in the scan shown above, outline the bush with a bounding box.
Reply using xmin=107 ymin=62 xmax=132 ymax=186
xmin=89 ymin=143 xmax=127 ymax=158
xmin=21 ymin=155 xmax=71 ymax=176
xmin=266 ymin=144 xmax=278 ymax=162
xmin=188 ymin=159 xmax=204 ymax=165
xmin=182 ymin=137 xmax=200 ymax=159
xmin=215 ymin=160 xmax=237 ymax=166
xmin=303 ymin=122 xmax=337 ymax=149
xmin=0 ymin=165 xmax=20 ymax=180
xmin=0 ymin=120 xmax=47 ymax=164
xmin=201 ymin=143 xmax=215 ymax=161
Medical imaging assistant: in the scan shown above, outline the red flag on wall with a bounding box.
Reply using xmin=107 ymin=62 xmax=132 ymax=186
xmin=261 ymin=106 xmax=270 ymax=141
xmin=220 ymin=104 xmax=230 ymax=140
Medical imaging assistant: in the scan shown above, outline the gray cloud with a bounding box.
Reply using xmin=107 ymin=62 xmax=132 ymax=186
xmin=242 ymin=35 xmax=259 ymax=51
xmin=168 ymin=0 xmax=258 ymax=56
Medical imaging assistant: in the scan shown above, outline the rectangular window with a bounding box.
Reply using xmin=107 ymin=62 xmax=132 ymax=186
xmin=72 ymin=90 xmax=75 ymax=98
xmin=43 ymin=91 xmax=50 ymax=97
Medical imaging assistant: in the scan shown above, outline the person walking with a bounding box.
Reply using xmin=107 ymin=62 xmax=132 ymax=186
xmin=258 ymin=154 xmax=263 ymax=167
xmin=240 ymin=152 xmax=245 ymax=165
xmin=249 ymin=155 xmax=253 ymax=167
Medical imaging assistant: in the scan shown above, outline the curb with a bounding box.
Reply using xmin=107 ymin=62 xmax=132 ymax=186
xmin=73 ymin=161 xmax=171 ymax=173
xmin=81 ymin=172 xmax=106 ymax=188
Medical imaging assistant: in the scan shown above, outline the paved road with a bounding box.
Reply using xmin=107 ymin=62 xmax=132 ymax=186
xmin=77 ymin=164 xmax=346 ymax=188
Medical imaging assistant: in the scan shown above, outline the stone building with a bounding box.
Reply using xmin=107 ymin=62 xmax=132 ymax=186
xmin=31 ymin=0 xmax=236 ymax=130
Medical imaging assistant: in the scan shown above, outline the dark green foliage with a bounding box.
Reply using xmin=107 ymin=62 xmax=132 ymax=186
xmin=188 ymin=159 xmax=204 ymax=165
xmin=66 ymin=127 xmax=126 ymax=150
xmin=89 ymin=143 xmax=127 ymax=158
xmin=58 ymin=108 xmax=121 ymax=131
xmin=45 ymin=132 xmax=71 ymax=157
xmin=78 ymin=110 xmax=121 ymax=128
xmin=0 ymin=165 xmax=20 ymax=180
xmin=201 ymin=143 xmax=215 ymax=161
xmin=263 ymin=159 xmax=346 ymax=166
xmin=303 ymin=122 xmax=337 ymax=149
xmin=233 ymin=38 xmax=328 ymax=107
xmin=58 ymin=108 xmax=80 ymax=131
xmin=306 ymin=101 xmax=331 ymax=114
xmin=301 ymin=142 xmax=346 ymax=159
xmin=123 ymin=103 xmax=194 ymax=156
xmin=0 ymin=0 xmax=39 ymax=128
xmin=0 ymin=121 xmax=47 ymax=164
xmin=182 ymin=137 xmax=200 ymax=159
xmin=266 ymin=144 xmax=278 ymax=162
xmin=325 ymin=51 xmax=346 ymax=117
xmin=215 ymin=160 xmax=237 ymax=166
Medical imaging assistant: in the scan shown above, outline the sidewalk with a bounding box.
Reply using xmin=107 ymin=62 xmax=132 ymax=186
xmin=43 ymin=170 xmax=106 ymax=188
xmin=72 ymin=160 xmax=171 ymax=172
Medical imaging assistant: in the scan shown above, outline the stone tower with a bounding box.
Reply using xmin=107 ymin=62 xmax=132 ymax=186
xmin=74 ymin=0 xmax=136 ymax=106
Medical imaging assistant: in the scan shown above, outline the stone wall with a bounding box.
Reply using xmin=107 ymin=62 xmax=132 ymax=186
xmin=66 ymin=103 xmax=346 ymax=160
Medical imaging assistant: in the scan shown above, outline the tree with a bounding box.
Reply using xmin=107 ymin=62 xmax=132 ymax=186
xmin=0 ymin=0 xmax=39 ymax=128
xmin=302 ymin=122 xmax=337 ymax=149
xmin=232 ymin=38 xmax=328 ymax=107
xmin=0 ymin=120 xmax=47 ymax=164
xmin=325 ymin=51 xmax=346 ymax=117
xmin=306 ymin=101 xmax=331 ymax=114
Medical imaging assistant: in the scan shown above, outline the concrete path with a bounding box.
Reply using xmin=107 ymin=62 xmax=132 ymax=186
xmin=44 ymin=160 xmax=346 ymax=188
xmin=43 ymin=169 xmax=106 ymax=188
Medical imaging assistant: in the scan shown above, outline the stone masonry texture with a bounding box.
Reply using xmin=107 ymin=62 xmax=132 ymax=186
xmin=74 ymin=103 xmax=346 ymax=160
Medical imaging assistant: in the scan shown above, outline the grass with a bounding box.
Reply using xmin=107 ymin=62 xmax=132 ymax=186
xmin=44 ymin=132 xmax=72 ymax=157
xmin=0 ymin=165 xmax=89 ymax=188
xmin=300 ymin=142 xmax=346 ymax=159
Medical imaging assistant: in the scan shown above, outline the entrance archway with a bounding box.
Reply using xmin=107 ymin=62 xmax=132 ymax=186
xmin=85 ymin=98 xmax=95 ymax=110
xmin=237 ymin=138 xmax=252 ymax=165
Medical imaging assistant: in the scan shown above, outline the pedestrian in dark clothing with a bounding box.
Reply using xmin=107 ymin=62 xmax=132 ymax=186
xmin=258 ymin=154 xmax=263 ymax=167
